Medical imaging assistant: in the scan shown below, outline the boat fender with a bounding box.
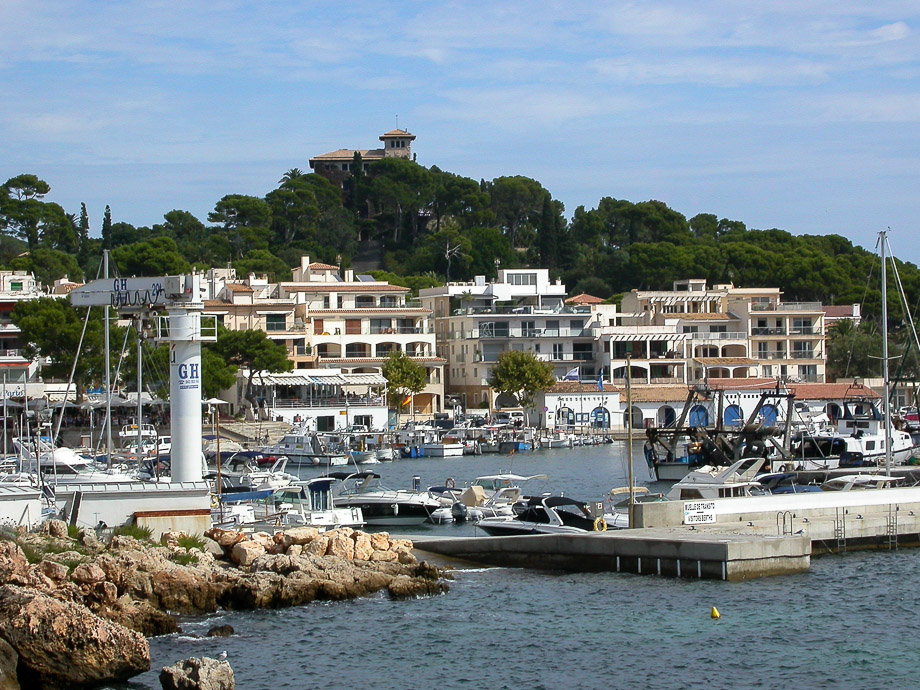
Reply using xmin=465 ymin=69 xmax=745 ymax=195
xmin=445 ymin=477 xmax=456 ymax=489
xmin=593 ymin=517 xmax=607 ymax=532
xmin=711 ymin=607 xmax=721 ymax=619
xmin=392 ymin=503 xmax=399 ymax=516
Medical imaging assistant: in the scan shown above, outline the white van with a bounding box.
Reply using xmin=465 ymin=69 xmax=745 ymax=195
xmin=493 ymin=408 xmax=526 ymax=426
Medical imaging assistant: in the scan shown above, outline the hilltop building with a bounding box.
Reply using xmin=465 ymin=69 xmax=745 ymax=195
xmin=309 ymin=129 xmax=416 ymax=187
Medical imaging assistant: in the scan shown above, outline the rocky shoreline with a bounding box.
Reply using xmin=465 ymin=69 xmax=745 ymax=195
xmin=0 ymin=520 xmax=448 ymax=689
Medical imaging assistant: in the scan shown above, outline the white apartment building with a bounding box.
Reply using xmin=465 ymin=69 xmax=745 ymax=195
xmin=419 ymin=270 xmax=617 ymax=409
xmin=605 ymin=279 xmax=826 ymax=385
xmin=204 ymin=258 xmax=445 ymax=416
xmin=0 ymin=271 xmax=45 ymax=386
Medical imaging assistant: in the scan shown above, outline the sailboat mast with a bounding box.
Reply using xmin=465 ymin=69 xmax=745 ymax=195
xmin=627 ymin=354 xmax=635 ymax=527
xmin=136 ymin=318 xmax=143 ymax=459
xmin=103 ymin=251 xmax=114 ymax=464
xmin=880 ymin=230 xmax=892 ymax=476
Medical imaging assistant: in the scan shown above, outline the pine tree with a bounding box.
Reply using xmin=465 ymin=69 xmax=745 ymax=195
xmin=101 ymin=205 xmax=112 ymax=249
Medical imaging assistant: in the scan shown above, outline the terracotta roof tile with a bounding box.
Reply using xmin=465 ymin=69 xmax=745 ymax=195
xmin=282 ymin=284 xmax=409 ymax=293
xmin=308 ymin=262 xmax=339 ymax=270
xmin=565 ymin=293 xmax=604 ymax=305
xmin=549 ymin=382 xmax=619 ymax=393
xmin=224 ymin=283 xmax=253 ymax=293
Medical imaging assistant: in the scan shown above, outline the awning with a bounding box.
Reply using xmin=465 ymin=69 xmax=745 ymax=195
xmin=343 ymin=373 xmax=387 ymax=385
xmin=607 ymin=333 xmax=688 ymax=342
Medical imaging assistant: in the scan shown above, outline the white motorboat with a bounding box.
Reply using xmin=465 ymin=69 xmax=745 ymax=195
xmin=239 ymin=477 xmax=365 ymax=529
xmin=328 ymin=470 xmax=441 ymax=526
xmin=665 ymin=458 xmax=767 ymax=501
xmin=261 ymin=428 xmax=349 ymax=466
xmin=12 ymin=436 xmax=138 ymax=484
xmin=820 ymin=474 xmax=904 ymax=491
xmin=476 ymin=495 xmax=609 ymax=536
xmin=444 ymin=473 xmax=549 ymax=522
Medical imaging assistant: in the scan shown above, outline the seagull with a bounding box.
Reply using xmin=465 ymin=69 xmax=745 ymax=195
xmin=217 ymin=651 xmax=228 ymax=662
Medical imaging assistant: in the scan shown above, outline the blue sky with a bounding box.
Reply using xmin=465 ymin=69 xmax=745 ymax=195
xmin=3 ymin=1 xmax=919 ymax=266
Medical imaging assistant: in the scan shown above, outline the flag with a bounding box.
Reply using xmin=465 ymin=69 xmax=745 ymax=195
xmin=401 ymin=394 xmax=411 ymax=407
xmin=597 ymin=368 xmax=604 ymax=392
xmin=563 ymin=366 xmax=579 ymax=381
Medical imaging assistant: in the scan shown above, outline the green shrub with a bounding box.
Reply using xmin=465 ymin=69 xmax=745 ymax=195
xmin=66 ymin=524 xmax=81 ymax=540
xmin=112 ymin=524 xmax=154 ymax=541
xmin=177 ymin=534 xmax=206 ymax=550
xmin=172 ymin=552 xmax=199 ymax=566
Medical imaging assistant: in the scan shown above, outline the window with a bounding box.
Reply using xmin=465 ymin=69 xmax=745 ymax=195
xmin=508 ymin=273 xmax=537 ymax=286
xmin=9 ymin=282 xmax=21 ymax=292
xmin=545 ymin=320 xmax=560 ymax=337
xmin=711 ymin=325 xmax=727 ymax=333
xmin=322 ymin=296 xmax=330 ymax=309
xmin=569 ymin=319 xmax=584 ymax=335
xmin=553 ymin=343 xmax=563 ymax=360
xmin=521 ymin=320 xmax=536 ymax=337
xmin=682 ymin=325 xmax=699 ymax=333
xmin=265 ymin=314 xmax=286 ymax=332
xmin=337 ymin=296 xmax=344 ymax=309
xmin=345 ymin=319 xmax=361 ymax=335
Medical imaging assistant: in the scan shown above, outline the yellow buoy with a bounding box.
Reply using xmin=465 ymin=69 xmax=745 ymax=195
xmin=711 ymin=606 xmax=721 ymax=619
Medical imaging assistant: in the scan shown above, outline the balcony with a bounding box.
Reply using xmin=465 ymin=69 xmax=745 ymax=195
xmin=689 ymin=331 xmax=746 ymax=340
xmin=467 ymin=326 xmax=596 ymax=339
xmin=751 ymin=301 xmax=822 ymax=312
xmin=751 ymin=327 xmax=786 ymax=336
xmin=756 ymin=350 xmax=788 ymax=360
xmin=789 ymin=326 xmax=819 ymax=335
xmin=790 ymin=351 xmax=817 ymax=360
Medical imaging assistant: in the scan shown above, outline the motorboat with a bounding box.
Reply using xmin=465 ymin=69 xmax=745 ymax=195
xmin=445 ymin=473 xmax=549 ymax=522
xmin=261 ymin=428 xmax=349 ymax=466
xmin=665 ymin=458 xmax=767 ymax=501
xmin=12 ymin=436 xmax=138 ymax=484
xmin=754 ymin=472 xmax=822 ymax=494
xmin=327 ymin=471 xmax=442 ymax=526
xmin=118 ymin=423 xmax=158 ymax=455
xmin=820 ymin=474 xmax=904 ymax=491
xmin=221 ymin=477 xmax=365 ymax=530
xmin=476 ymin=495 xmax=609 ymax=536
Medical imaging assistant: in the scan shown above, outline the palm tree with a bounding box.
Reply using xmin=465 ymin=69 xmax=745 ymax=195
xmin=279 ymin=168 xmax=305 ymax=184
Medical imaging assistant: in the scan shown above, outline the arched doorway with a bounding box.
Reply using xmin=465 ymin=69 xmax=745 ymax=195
xmin=556 ymin=407 xmax=574 ymax=427
xmin=657 ymin=405 xmax=676 ymax=428
xmin=591 ymin=406 xmax=610 ymax=428
xmin=724 ymin=404 xmax=743 ymax=427
xmin=624 ymin=405 xmax=644 ymax=428
xmin=689 ymin=405 xmax=709 ymax=427
xmin=759 ymin=404 xmax=777 ymax=426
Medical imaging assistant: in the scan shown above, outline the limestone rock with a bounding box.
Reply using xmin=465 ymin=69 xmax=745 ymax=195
xmin=206 ymin=529 xmax=246 ymax=549
xmin=0 ymin=636 xmax=19 ymax=690
xmin=45 ymin=520 xmax=68 ymax=540
xmin=305 ymin=536 xmax=329 ymax=557
xmin=97 ymin=595 xmax=179 ymax=637
xmin=275 ymin=527 xmax=320 ymax=550
xmin=326 ymin=532 xmax=354 ymax=560
xmin=159 ymin=656 xmax=234 ymax=690
xmin=206 ymin=624 xmax=234 ymax=637
xmin=231 ymin=541 xmax=265 ymax=567
xmin=248 ymin=532 xmax=274 ymax=551
xmin=72 ymin=562 xmax=106 ymax=585
xmin=369 ymin=549 xmax=398 ymax=563
xmin=0 ymin=542 xmax=30 ymax=584
xmin=286 ymin=544 xmax=303 ymax=557
xmin=370 ymin=532 xmax=391 ymax=551
xmin=39 ymin=560 xmax=69 ymax=582
xmin=201 ymin=537 xmax=225 ymax=558
xmin=0 ymin=584 xmax=149 ymax=689
xmin=109 ymin=535 xmax=147 ymax=552
xmin=352 ymin=532 xmax=373 ymax=561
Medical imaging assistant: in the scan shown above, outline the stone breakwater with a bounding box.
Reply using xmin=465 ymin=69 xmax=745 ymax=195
xmin=0 ymin=520 xmax=447 ymax=690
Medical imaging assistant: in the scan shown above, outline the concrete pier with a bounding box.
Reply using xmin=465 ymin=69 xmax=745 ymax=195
xmin=414 ymin=529 xmax=810 ymax=581
xmin=414 ymin=486 xmax=920 ymax=580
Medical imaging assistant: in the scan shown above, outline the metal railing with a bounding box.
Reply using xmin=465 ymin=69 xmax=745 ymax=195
xmin=751 ymin=327 xmax=786 ymax=336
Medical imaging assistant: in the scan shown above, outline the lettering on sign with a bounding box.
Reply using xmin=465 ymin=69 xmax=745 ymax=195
xmin=111 ymin=279 xmax=165 ymax=309
xmin=177 ymin=362 xmax=200 ymax=390
xmin=683 ymin=500 xmax=717 ymax=525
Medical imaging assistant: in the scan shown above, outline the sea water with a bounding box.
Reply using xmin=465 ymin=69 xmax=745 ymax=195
xmin=110 ymin=445 xmax=920 ymax=690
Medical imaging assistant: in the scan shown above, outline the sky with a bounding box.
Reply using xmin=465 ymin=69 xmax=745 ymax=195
xmin=2 ymin=1 xmax=920 ymax=265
